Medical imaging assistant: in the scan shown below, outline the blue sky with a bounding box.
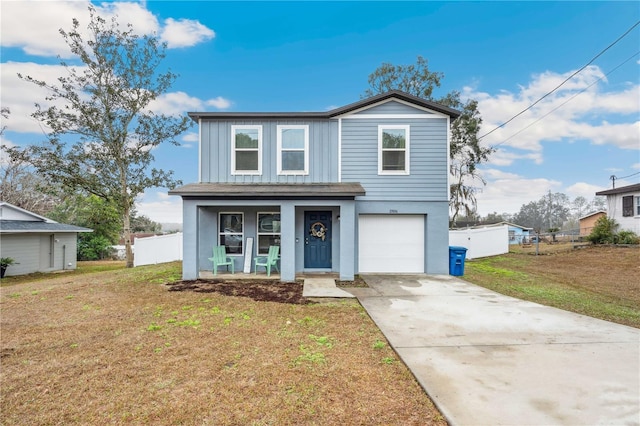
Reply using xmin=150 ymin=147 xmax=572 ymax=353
xmin=1 ymin=1 xmax=639 ymax=223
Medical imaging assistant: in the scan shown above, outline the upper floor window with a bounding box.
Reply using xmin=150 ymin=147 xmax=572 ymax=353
xmin=378 ymin=125 xmax=410 ymax=175
xmin=277 ymin=125 xmax=309 ymax=175
xmin=231 ymin=125 xmax=262 ymax=175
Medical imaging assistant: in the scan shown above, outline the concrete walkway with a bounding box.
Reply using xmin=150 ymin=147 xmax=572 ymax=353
xmin=351 ymin=274 xmax=640 ymax=426
xmin=302 ymin=278 xmax=355 ymax=299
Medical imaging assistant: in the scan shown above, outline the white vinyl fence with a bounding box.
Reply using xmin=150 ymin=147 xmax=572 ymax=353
xmin=134 ymin=233 xmax=183 ymax=267
xmin=449 ymin=225 xmax=509 ymax=259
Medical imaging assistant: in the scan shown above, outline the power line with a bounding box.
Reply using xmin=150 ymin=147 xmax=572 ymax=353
xmin=479 ymin=20 xmax=640 ymax=141
xmin=616 ymin=171 xmax=640 ymax=180
xmin=490 ymin=50 xmax=640 ymax=148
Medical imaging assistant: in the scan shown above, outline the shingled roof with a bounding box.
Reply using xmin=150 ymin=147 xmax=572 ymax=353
xmin=188 ymin=90 xmax=461 ymax=121
xmin=0 ymin=220 xmax=92 ymax=233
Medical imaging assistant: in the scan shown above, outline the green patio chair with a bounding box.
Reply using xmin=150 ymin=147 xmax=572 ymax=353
xmin=209 ymin=246 xmax=234 ymax=275
xmin=254 ymin=245 xmax=280 ymax=277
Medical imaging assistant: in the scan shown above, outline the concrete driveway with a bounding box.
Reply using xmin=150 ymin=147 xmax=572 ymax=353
xmin=351 ymin=274 xmax=640 ymax=426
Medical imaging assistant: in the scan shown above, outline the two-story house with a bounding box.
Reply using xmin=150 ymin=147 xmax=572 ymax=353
xmin=170 ymin=90 xmax=460 ymax=281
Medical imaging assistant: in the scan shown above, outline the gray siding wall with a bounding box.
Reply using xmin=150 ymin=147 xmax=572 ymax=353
xmin=341 ymin=117 xmax=449 ymax=201
xmin=201 ymin=119 xmax=339 ymax=183
xmin=0 ymin=233 xmax=78 ymax=276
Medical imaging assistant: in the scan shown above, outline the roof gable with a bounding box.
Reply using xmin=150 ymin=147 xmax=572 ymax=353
xmin=188 ymin=90 xmax=461 ymax=122
xmin=0 ymin=202 xmax=52 ymax=222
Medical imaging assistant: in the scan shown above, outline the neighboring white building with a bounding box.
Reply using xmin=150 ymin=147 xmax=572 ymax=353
xmin=595 ymin=183 xmax=640 ymax=234
xmin=0 ymin=202 xmax=92 ymax=276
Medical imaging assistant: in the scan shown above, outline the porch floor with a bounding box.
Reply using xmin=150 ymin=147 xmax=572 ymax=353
xmin=199 ymin=271 xmax=281 ymax=280
xmin=198 ymin=271 xmax=340 ymax=281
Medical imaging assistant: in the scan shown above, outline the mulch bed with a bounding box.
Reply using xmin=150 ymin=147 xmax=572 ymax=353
xmin=166 ymin=276 xmax=368 ymax=305
xmin=167 ymin=279 xmax=310 ymax=304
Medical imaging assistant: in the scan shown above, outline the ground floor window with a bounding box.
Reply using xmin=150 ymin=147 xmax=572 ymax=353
xmin=219 ymin=213 xmax=243 ymax=254
xmin=257 ymin=212 xmax=281 ymax=255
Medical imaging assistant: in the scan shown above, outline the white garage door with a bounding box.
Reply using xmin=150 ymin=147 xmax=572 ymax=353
xmin=358 ymin=215 xmax=425 ymax=273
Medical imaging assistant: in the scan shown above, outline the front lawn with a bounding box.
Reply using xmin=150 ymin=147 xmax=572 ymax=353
xmin=0 ymin=262 xmax=445 ymax=425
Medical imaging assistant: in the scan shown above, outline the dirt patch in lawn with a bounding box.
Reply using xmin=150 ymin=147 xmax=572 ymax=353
xmin=166 ymin=275 xmax=368 ymax=305
xmin=167 ymin=279 xmax=310 ymax=304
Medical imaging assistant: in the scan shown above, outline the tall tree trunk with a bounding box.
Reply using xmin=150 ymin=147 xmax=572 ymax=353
xmin=123 ymin=204 xmax=133 ymax=268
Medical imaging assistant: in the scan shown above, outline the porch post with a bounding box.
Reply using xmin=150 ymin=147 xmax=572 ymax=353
xmin=279 ymin=202 xmax=296 ymax=282
xmin=182 ymin=199 xmax=198 ymax=280
xmin=339 ymin=200 xmax=355 ymax=281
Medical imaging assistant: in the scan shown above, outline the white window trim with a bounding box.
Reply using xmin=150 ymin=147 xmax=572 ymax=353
xmin=635 ymin=195 xmax=640 ymax=217
xmin=277 ymin=124 xmax=309 ymax=175
xmin=378 ymin=124 xmax=410 ymax=175
xmin=231 ymin=125 xmax=262 ymax=175
xmin=219 ymin=212 xmax=244 ymax=256
xmin=256 ymin=212 xmax=281 ymax=256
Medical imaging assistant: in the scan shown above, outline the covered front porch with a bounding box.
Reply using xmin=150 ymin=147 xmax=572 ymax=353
xmin=171 ymin=183 xmax=365 ymax=282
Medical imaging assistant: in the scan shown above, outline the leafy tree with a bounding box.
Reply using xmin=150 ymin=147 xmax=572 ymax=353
xmin=364 ymin=56 xmax=493 ymax=222
xmin=49 ymin=193 xmax=121 ymax=260
xmin=1 ymin=107 xmax=9 ymax=135
xmin=130 ymin=208 xmax=162 ymax=233
xmin=4 ymin=7 xmax=190 ymax=267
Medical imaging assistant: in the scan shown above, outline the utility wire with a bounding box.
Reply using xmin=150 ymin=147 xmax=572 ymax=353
xmin=479 ymin=20 xmax=640 ymax=141
xmin=616 ymin=171 xmax=640 ymax=180
xmin=490 ymin=50 xmax=640 ymax=148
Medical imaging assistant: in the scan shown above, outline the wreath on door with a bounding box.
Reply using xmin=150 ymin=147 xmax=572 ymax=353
xmin=309 ymin=221 xmax=327 ymax=241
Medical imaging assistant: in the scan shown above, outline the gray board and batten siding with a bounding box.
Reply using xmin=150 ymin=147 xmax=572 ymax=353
xmin=200 ymin=120 xmax=339 ymax=184
xmin=198 ymin=100 xmax=449 ymax=194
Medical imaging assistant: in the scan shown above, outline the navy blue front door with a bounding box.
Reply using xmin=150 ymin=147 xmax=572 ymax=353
xmin=304 ymin=211 xmax=332 ymax=268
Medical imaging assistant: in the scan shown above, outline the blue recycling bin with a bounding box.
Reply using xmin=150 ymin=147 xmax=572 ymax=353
xmin=449 ymin=246 xmax=468 ymax=276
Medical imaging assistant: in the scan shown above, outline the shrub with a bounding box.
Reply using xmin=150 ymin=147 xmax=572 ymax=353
xmin=616 ymin=230 xmax=640 ymax=245
xmin=78 ymin=234 xmax=114 ymax=260
xmin=586 ymin=217 xmax=618 ymax=244
xmin=586 ymin=216 xmax=639 ymax=245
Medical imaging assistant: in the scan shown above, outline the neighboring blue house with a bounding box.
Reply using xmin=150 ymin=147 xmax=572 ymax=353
xmin=170 ymin=91 xmax=460 ymax=281
xmin=500 ymin=222 xmax=533 ymax=245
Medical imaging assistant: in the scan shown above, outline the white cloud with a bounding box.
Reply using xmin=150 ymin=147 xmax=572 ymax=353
xmin=149 ymin=92 xmax=231 ymax=116
xmin=1 ymin=63 xmax=230 ymax=135
xmin=564 ymin=182 xmax=607 ymax=200
xmin=0 ymin=61 xmax=73 ymax=134
xmin=206 ymin=97 xmax=232 ymax=109
xmin=161 ymin=18 xmax=215 ymax=48
xmin=136 ymin=191 xmax=183 ymax=223
xmin=182 ymin=132 xmax=199 ymax=142
xmin=632 ymin=163 xmax=640 ymax=170
xmin=0 ymin=1 xmax=213 ymax=58
xmin=474 ymin=170 xmax=562 ymax=215
xmin=466 ymin=65 xmax=640 ymax=153
xmin=488 ymin=148 xmax=543 ymax=167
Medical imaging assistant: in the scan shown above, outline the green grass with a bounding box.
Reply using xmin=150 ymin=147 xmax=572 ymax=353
xmin=0 ymin=260 xmax=127 ymax=287
xmin=464 ymin=254 xmax=640 ymax=328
